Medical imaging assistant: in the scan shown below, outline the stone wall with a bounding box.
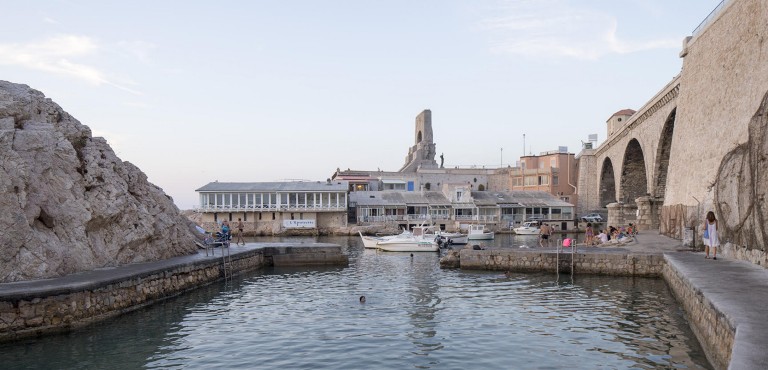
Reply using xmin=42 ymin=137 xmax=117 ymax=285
xmin=663 ymin=257 xmax=734 ymax=370
xmin=450 ymin=249 xmax=663 ymax=276
xmin=663 ymin=0 xmax=768 ymax=259
xmin=575 ymin=149 xmax=598 ymax=215
xmin=0 ymin=245 xmax=347 ymax=341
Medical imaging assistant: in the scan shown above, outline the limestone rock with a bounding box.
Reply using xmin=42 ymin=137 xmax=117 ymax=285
xmin=0 ymin=81 xmax=198 ymax=282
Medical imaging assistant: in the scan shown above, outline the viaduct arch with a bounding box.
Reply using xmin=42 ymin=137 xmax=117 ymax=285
xmin=581 ymin=79 xmax=680 ymax=230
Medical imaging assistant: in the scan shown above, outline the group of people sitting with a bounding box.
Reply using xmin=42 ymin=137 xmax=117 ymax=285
xmin=585 ymin=223 xmax=636 ymax=246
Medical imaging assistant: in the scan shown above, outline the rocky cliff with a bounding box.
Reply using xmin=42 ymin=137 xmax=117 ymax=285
xmin=0 ymin=81 xmax=198 ymax=282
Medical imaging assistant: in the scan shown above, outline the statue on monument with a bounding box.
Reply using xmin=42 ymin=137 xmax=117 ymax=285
xmin=440 ymin=153 xmax=444 ymax=168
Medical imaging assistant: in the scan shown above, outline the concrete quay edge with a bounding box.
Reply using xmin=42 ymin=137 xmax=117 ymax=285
xmin=0 ymin=242 xmax=344 ymax=302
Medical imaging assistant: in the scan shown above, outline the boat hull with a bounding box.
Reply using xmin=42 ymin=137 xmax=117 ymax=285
xmin=467 ymin=232 xmax=494 ymax=240
xmin=359 ymin=232 xmax=382 ymax=249
xmin=512 ymin=228 xmax=539 ymax=235
xmin=376 ymin=240 xmax=439 ymax=252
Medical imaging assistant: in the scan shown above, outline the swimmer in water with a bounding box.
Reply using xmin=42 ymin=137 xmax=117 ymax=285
xmin=359 ymin=295 xmax=366 ymax=303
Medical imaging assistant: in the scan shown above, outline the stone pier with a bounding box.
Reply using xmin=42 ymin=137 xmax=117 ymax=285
xmin=0 ymin=243 xmax=347 ymax=342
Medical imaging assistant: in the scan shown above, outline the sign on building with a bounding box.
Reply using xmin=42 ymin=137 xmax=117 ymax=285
xmin=283 ymin=220 xmax=316 ymax=229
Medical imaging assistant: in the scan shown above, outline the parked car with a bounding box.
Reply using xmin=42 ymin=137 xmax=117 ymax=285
xmin=581 ymin=213 xmax=603 ymax=222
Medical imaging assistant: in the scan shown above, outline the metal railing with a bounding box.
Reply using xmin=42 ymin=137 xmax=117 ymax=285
xmin=196 ymin=204 xmax=346 ymax=212
xmin=692 ymin=0 xmax=730 ymax=37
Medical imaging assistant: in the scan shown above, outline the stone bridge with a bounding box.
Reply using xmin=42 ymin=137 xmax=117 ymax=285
xmin=578 ymin=77 xmax=680 ymax=232
xmin=577 ymin=0 xmax=768 ymax=260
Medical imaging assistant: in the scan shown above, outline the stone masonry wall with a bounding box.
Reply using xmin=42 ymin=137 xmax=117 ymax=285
xmin=575 ymin=149 xmax=598 ymax=215
xmin=0 ymin=252 xmax=261 ymax=341
xmin=663 ymin=258 xmax=734 ymax=370
xmin=453 ymin=249 xmax=663 ymax=276
xmin=668 ymin=0 xmax=767 ymax=205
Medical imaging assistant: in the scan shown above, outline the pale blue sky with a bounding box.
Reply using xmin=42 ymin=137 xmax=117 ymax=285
xmin=1 ymin=0 xmax=721 ymax=209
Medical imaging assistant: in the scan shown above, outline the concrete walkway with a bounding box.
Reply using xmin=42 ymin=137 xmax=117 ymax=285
xmin=665 ymin=252 xmax=768 ymax=370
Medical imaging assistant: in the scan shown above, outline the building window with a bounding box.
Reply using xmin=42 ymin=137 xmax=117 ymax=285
xmin=538 ymin=175 xmax=549 ymax=185
xmin=524 ymin=176 xmax=537 ymax=186
xmin=552 ymin=176 xmax=559 ymax=185
xmin=456 ymin=191 xmax=463 ymax=200
xmin=272 ymin=212 xmax=276 ymax=220
xmin=244 ymin=213 xmax=247 ymax=221
xmin=513 ymin=177 xmax=523 ymax=187
xmin=551 ymin=158 xmax=557 ymax=168
xmin=214 ymin=213 xmax=218 ymax=222
xmin=229 ymin=213 xmax=233 ymax=221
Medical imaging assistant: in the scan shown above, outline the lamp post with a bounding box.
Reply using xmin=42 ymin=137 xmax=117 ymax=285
xmin=500 ymin=147 xmax=503 ymax=168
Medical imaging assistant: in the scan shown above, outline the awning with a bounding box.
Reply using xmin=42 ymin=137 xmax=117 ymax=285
xmin=381 ymin=179 xmax=407 ymax=184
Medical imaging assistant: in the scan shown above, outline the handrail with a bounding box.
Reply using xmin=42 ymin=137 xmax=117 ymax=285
xmin=692 ymin=0 xmax=729 ymax=37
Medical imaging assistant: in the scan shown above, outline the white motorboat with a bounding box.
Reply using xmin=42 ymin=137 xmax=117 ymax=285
xmin=375 ymin=226 xmax=439 ymax=252
xmin=467 ymin=224 xmax=494 ymax=240
xmin=434 ymin=231 xmax=468 ymax=245
xmin=513 ymin=221 xmax=541 ymax=235
xmin=359 ymin=232 xmax=384 ymax=249
xmin=359 ymin=228 xmax=414 ymax=249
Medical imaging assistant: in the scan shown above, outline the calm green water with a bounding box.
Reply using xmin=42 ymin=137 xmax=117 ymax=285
xmin=0 ymin=235 xmax=710 ymax=369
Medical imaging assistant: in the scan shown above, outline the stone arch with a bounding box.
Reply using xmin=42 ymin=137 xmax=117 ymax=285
xmin=599 ymin=158 xmax=616 ymax=207
xmin=620 ymin=139 xmax=648 ymax=203
xmin=478 ymin=184 xmax=485 ymax=191
xmin=417 ymin=131 xmax=423 ymax=143
xmin=653 ymin=108 xmax=676 ymax=199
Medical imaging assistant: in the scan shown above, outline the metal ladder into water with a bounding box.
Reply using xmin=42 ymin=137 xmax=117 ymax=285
xmin=221 ymin=240 xmax=233 ymax=281
xmin=556 ymin=236 xmax=575 ymax=277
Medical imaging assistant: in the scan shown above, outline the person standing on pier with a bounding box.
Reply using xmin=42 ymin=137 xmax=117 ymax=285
xmin=703 ymin=211 xmax=719 ymax=260
xmin=539 ymin=223 xmax=551 ymax=247
xmin=236 ymin=218 xmax=245 ymax=246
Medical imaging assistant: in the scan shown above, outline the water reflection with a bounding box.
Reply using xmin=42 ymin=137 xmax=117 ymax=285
xmin=0 ymin=235 xmax=710 ymax=369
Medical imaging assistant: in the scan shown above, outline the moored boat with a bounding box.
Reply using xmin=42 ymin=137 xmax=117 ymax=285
xmin=359 ymin=232 xmax=384 ymax=249
xmin=513 ymin=221 xmax=541 ymax=235
xmin=375 ymin=226 xmax=439 ymax=252
xmin=434 ymin=231 xmax=468 ymax=245
xmin=467 ymin=224 xmax=494 ymax=240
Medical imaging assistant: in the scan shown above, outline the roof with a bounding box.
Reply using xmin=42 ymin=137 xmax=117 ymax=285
xmin=611 ymin=109 xmax=636 ymax=118
xmin=196 ymin=181 xmax=348 ymax=192
xmin=349 ymin=191 xmax=450 ymax=207
xmin=349 ymin=190 xmax=572 ymax=208
xmin=471 ymin=191 xmax=573 ymax=207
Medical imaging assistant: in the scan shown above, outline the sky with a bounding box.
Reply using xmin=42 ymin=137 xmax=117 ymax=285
xmin=1 ymin=0 xmax=722 ymax=210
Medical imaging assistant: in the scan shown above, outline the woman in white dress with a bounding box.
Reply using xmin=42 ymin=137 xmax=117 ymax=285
xmin=703 ymin=211 xmax=719 ymax=260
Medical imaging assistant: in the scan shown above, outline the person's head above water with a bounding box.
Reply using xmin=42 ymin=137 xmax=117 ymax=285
xmin=359 ymin=295 xmax=366 ymax=303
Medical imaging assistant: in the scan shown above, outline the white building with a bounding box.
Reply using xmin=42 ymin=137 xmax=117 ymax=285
xmin=195 ymin=181 xmax=349 ymax=234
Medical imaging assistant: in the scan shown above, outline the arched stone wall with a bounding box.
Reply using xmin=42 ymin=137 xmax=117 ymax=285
xmin=599 ymin=158 xmax=616 ymax=207
xmin=620 ymin=139 xmax=648 ymax=203
xmin=653 ymin=109 xmax=676 ymax=199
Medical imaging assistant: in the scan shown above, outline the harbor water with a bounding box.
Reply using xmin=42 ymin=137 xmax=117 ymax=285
xmin=0 ymin=235 xmax=710 ymax=369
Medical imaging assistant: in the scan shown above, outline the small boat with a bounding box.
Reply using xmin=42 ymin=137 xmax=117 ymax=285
xmin=359 ymin=229 xmax=413 ymax=249
xmin=467 ymin=224 xmax=494 ymax=240
xmin=359 ymin=232 xmax=384 ymax=249
xmin=513 ymin=221 xmax=541 ymax=235
xmin=434 ymin=231 xmax=468 ymax=245
xmin=375 ymin=226 xmax=439 ymax=252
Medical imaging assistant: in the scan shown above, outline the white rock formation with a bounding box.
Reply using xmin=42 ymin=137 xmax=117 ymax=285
xmin=0 ymin=81 xmax=198 ymax=282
